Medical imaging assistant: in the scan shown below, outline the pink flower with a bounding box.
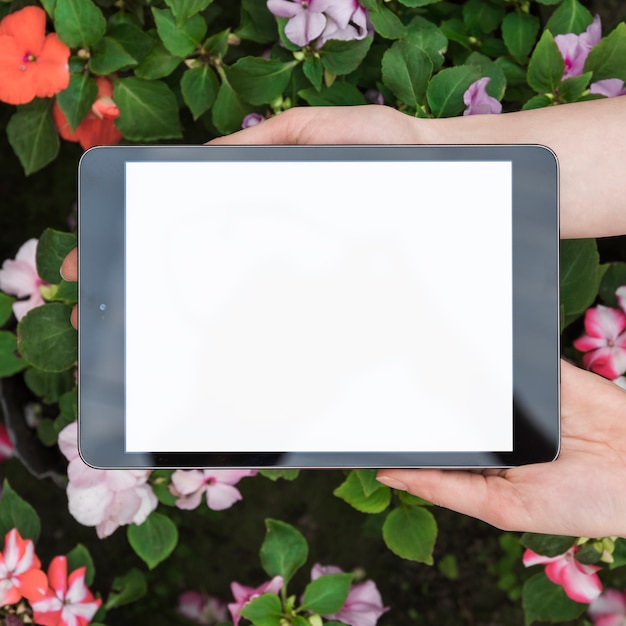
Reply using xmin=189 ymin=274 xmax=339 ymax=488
xmin=463 ymin=77 xmax=502 ymax=115
xmin=169 ymin=469 xmax=257 ymax=511
xmin=267 ymin=0 xmax=330 ymax=47
xmin=58 ymin=422 xmax=158 ymax=539
xmin=523 ymin=547 xmax=602 ymax=603
xmin=555 ymin=15 xmax=602 ymax=79
xmin=0 ymin=528 xmax=48 ymax=606
xmin=590 ymin=79 xmax=626 ymax=98
xmin=573 ymin=304 xmax=626 ymax=380
xmin=228 ymin=576 xmax=283 ymax=626
xmin=242 ymin=113 xmax=264 ymax=129
xmin=317 ymin=0 xmax=369 ymax=46
xmin=31 ymin=556 xmax=101 ymax=626
xmin=176 ymin=591 xmax=228 ymax=625
xmin=0 ymin=424 xmax=14 ymax=462
xmin=0 ymin=238 xmax=48 ymax=321
xmin=311 ymin=564 xmax=388 ymax=626
xmin=589 ymin=589 xmax=626 ymax=626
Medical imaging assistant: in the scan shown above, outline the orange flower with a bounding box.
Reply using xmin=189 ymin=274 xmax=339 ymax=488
xmin=53 ymin=76 xmax=123 ymax=150
xmin=0 ymin=6 xmax=70 ymax=105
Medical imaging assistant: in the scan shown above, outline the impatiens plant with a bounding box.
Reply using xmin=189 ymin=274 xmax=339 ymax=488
xmin=0 ymin=0 xmax=626 ymax=624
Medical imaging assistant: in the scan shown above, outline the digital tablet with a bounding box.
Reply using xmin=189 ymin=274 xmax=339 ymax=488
xmin=78 ymin=145 xmax=559 ymax=469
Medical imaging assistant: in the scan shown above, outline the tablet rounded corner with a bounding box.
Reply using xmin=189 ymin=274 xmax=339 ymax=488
xmin=76 ymin=434 xmax=106 ymax=471
xmin=532 ymin=144 xmax=559 ymax=172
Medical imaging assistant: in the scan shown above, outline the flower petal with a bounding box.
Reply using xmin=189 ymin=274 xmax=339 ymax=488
xmin=204 ymin=483 xmax=242 ymax=511
xmin=559 ymin=560 xmax=602 ymax=603
xmin=267 ymin=0 xmax=303 ymax=19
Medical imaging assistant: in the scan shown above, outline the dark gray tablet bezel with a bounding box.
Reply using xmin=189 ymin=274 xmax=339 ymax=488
xmin=78 ymin=144 xmax=559 ymax=469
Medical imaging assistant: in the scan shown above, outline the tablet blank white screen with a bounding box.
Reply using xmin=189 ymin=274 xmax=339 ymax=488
xmin=125 ymin=160 xmax=512 ymax=453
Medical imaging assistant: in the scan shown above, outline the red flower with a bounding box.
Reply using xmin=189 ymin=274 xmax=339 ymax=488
xmin=0 ymin=6 xmax=70 ymax=105
xmin=31 ymin=556 xmax=101 ymax=626
xmin=53 ymin=76 xmax=123 ymax=150
xmin=0 ymin=528 xmax=48 ymax=607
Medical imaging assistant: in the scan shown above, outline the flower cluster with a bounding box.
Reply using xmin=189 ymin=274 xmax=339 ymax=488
xmin=267 ymin=0 xmax=369 ymax=48
xmin=589 ymin=588 xmax=626 ymax=626
xmin=574 ymin=286 xmax=626 ymax=381
xmin=0 ymin=528 xmax=100 ymax=626
xmin=58 ymin=422 xmax=158 ymax=539
xmin=176 ymin=591 xmax=228 ymax=626
xmin=555 ymin=16 xmax=626 ymax=98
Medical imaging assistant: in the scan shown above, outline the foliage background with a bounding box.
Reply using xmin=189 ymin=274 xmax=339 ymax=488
xmin=1 ymin=0 xmax=626 ymax=624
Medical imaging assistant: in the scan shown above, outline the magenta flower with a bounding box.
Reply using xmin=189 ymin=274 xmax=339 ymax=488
xmin=0 ymin=424 xmax=14 ymax=462
xmin=58 ymin=422 xmax=158 ymax=539
xmin=523 ymin=547 xmax=602 ymax=603
xmin=31 ymin=556 xmax=101 ymax=626
xmin=317 ymin=0 xmax=369 ymax=46
xmin=0 ymin=238 xmax=48 ymax=321
xmin=267 ymin=0 xmax=331 ymax=47
xmin=463 ymin=77 xmax=502 ymax=116
xmin=573 ymin=304 xmax=626 ymax=380
xmin=555 ymin=15 xmax=601 ymax=79
xmin=589 ymin=589 xmax=626 ymax=626
xmin=228 ymin=576 xmax=283 ymax=626
xmin=169 ymin=469 xmax=257 ymax=511
xmin=176 ymin=591 xmax=228 ymax=625
xmin=590 ymin=79 xmax=626 ymax=98
xmin=311 ymin=564 xmax=388 ymax=626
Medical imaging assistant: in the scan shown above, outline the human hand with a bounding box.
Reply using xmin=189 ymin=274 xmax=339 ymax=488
xmin=377 ymin=360 xmax=626 ymax=538
xmin=60 ymin=248 xmax=77 ymax=329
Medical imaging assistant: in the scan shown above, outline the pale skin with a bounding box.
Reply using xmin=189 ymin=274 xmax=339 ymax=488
xmin=63 ymin=97 xmax=626 ymax=537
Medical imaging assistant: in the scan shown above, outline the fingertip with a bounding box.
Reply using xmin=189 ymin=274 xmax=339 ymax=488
xmin=60 ymin=248 xmax=78 ymax=282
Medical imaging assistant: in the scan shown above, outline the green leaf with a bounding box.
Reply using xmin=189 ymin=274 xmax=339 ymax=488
xmin=24 ymin=367 xmax=74 ymax=404
xmin=152 ymin=8 xmax=207 ymax=57
xmin=56 ymin=74 xmax=98 ymax=132
xmin=0 ymin=294 xmax=14 ymax=327
xmin=558 ymin=71 xmax=592 ymax=102
xmin=181 ymin=65 xmax=219 ymax=119
xmin=258 ymin=469 xmax=300 ymax=482
xmin=354 ymin=469 xmax=383 ymax=497
xmin=440 ymin=18 xmax=471 ymax=49
xmin=320 ymin=37 xmax=373 ymax=76
xmin=584 ymin=22 xmax=626 ymax=82
xmin=367 ymin=7 xmax=406 ymax=40
xmin=535 ymin=0 xmax=561 ymax=4
xmin=18 ymin=304 xmax=76 ymax=373
xmin=37 ymin=418 xmax=58 ymax=447
xmin=545 ymin=0 xmax=593 ymax=36
xmin=164 ymin=0 xmax=213 ymax=26
xmin=426 ymin=65 xmax=481 ymax=118
xmin=398 ymin=491 xmax=433 ymax=507
xmin=397 ymin=0 xmax=442 ymax=6
xmin=599 ymin=262 xmax=626 ymax=307
xmin=37 ymin=229 xmax=77 ymax=285
xmin=7 ymin=99 xmax=60 ymax=176
xmin=105 ymin=568 xmax=148 ymax=610
xmin=527 ymin=30 xmax=565 ymax=94
xmin=560 ymin=239 xmax=602 ymax=326
xmin=0 ymin=332 xmax=27 ymax=377
xmin=114 ymin=77 xmax=181 ymax=141
xmin=237 ymin=0 xmax=278 ymax=44
xmin=522 ymin=94 xmax=554 ymax=110
xmin=462 ymin=0 xmax=504 ymax=35
xmin=54 ymin=0 xmax=106 ymax=48
xmin=127 ymin=512 xmax=178 ymax=570
xmin=135 ymin=42 xmax=182 ymax=79
xmin=238 ymin=593 xmax=282 ymax=626
xmin=464 ymin=52 xmax=507 ymax=100
xmin=67 ymin=544 xmax=96 ymax=586
xmin=382 ymin=41 xmax=432 ymax=108
xmin=334 ymin=471 xmax=391 ymax=514
xmin=150 ymin=470 xmax=177 ymax=506
xmin=610 ymin=538 xmax=626 ymax=569
xmin=260 ymin=519 xmax=308 ymax=584
xmin=522 ymin=573 xmax=586 ymax=625
xmin=405 ymin=16 xmax=447 ymax=70
xmin=52 ymin=280 xmax=78 ymax=304
xmin=298 ymin=82 xmax=367 ymax=106
xmin=0 ymin=480 xmax=41 ymax=543
xmin=382 ymin=506 xmax=437 ymax=564
xmin=57 ymin=389 xmax=78 ymax=426
xmin=203 ymin=29 xmax=231 ymax=59
xmin=301 ymin=573 xmax=353 ymax=614
xmin=212 ymin=78 xmax=251 ymax=134
xmin=575 ymin=542 xmax=602 ymax=564
xmin=106 ymin=23 xmax=153 ymax=65
xmin=520 ymin=533 xmax=576 ymax=557
xmin=89 ymin=37 xmax=137 ymax=75
xmin=303 ymin=56 xmax=323 ymax=91
xmin=501 ymin=12 xmax=540 ymax=64
xmin=227 ymin=58 xmax=297 ymax=105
